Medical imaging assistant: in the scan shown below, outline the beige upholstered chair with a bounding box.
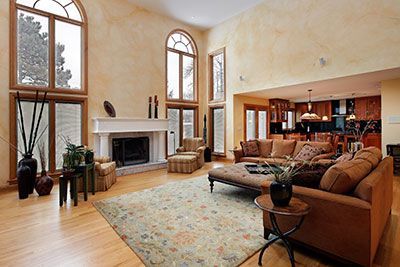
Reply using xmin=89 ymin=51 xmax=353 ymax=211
xmin=93 ymin=156 xmax=117 ymax=191
xmin=176 ymin=138 xmax=206 ymax=167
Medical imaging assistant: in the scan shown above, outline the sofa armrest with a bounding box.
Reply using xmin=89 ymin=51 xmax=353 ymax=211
xmin=232 ymin=149 xmax=243 ymax=163
xmin=94 ymin=156 xmax=111 ymax=164
xmin=260 ymin=180 xmax=372 ymax=266
xmin=176 ymin=146 xmax=185 ymax=153
xmin=196 ymin=146 xmax=206 ymax=167
xmin=310 ymin=152 xmax=335 ymax=163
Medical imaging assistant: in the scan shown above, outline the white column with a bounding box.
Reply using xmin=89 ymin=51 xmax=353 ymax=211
xmin=158 ymin=131 xmax=167 ymax=161
xmin=99 ymin=133 xmax=110 ymax=157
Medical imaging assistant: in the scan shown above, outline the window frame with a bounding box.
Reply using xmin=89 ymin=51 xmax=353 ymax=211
xmin=166 ymin=103 xmax=199 ymax=156
xmin=282 ymin=109 xmax=295 ymax=131
xmin=208 ymin=48 xmax=226 ymax=103
xmin=165 ymin=29 xmax=198 ymax=103
xmin=9 ymin=92 xmax=88 ymax=182
xmin=209 ymin=104 xmax=226 ymax=156
xmin=10 ymin=0 xmax=88 ymax=95
xmin=9 ymin=0 xmax=88 ymax=184
xmin=244 ymin=104 xmax=269 ymax=140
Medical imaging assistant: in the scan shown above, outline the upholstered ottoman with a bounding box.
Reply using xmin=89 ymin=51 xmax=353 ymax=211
xmin=168 ymin=155 xmax=199 ymax=173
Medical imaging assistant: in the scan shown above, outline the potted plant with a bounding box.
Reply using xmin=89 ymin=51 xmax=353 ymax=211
xmin=61 ymin=137 xmax=85 ymax=178
xmin=346 ymin=119 xmax=376 ymax=153
xmin=264 ymin=158 xmax=305 ymax=206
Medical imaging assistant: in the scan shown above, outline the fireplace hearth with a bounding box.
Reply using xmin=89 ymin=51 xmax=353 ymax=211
xmin=112 ymin=137 xmax=150 ymax=167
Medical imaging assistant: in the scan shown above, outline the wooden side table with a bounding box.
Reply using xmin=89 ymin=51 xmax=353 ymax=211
xmin=75 ymin=162 xmax=96 ymax=201
xmin=59 ymin=174 xmax=78 ymax=207
xmin=255 ymin=195 xmax=311 ymax=267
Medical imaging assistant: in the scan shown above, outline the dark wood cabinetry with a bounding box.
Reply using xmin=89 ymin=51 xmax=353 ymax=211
xmin=269 ymin=99 xmax=289 ymax=122
xmin=355 ymin=96 xmax=381 ymax=120
xmin=363 ymin=133 xmax=382 ymax=150
xmin=295 ymin=101 xmax=332 ymax=122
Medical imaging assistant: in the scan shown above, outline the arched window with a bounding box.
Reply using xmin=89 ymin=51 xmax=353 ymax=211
xmin=166 ymin=30 xmax=197 ymax=102
xmin=9 ymin=0 xmax=88 ymax=182
xmin=165 ymin=30 xmax=198 ymax=155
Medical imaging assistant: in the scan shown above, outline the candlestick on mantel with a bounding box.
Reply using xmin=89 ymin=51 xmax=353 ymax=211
xmin=154 ymin=97 xmax=159 ymax=119
xmin=148 ymin=96 xmax=152 ymax=119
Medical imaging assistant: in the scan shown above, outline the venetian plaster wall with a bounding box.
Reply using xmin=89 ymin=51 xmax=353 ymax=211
xmin=381 ymin=79 xmax=400 ymax=155
xmin=205 ymin=0 xmax=400 ymax=156
xmin=0 ymin=0 xmax=205 ymax=188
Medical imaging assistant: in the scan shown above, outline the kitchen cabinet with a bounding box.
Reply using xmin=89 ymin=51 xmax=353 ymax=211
xmin=269 ymin=99 xmax=289 ymax=122
xmin=362 ymin=133 xmax=381 ymax=150
xmin=295 ymin=101 xmax=332 ymax=122
xmin=355 ymin=96 xmax=381 ymax=120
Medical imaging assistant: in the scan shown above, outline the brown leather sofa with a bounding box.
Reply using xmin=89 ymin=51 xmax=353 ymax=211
xmin=233 ymin=139 xmax=335 ymax=164
xmin=260 ymin=147 xmax=393 ymax=266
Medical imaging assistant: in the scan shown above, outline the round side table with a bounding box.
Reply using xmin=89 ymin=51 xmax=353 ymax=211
xmin=255 ymin=195 xmax=311 ymax=267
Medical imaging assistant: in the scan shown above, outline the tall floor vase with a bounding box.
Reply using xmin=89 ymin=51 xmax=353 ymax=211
xmin=17 ymin=161 xmax=30 ymax=199
xmin=19 ymin=154 xmax=38 ymax=194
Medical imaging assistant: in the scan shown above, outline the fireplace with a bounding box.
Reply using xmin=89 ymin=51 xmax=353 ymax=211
xmin=112 ymin=137 xmax=150 ymax=167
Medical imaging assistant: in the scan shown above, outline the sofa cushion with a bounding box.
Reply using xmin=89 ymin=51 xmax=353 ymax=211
xmin=240 ymin=140 xmax=260 ymax=156
xmin=319 ymin=159 xmax=373 ymax=194
xmin=264 ymin=158 xmax=291 ymax=165
xmin=293 ymin=141 xmax=333 ymax=157
xmin=292 ymin=163 xmax=333 ymax=189
xmin=353 ymin=150 xmax=380 ymax=169
xmin=257 ymin=139 xmax=273 ymax=157
xmin=239 ymin=157 xmax=261 ymax=163
xmin=271 ymin=140 xmax=296 ymax=158
xmin=294 ymin=144 xmax=323 ymax=161
xmin=335 ymin=153 xmax=354 ymax=163
xmin=354 ymin=147 xmax=382 ymax=161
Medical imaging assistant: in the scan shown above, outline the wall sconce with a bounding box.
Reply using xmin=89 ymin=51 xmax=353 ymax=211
xmin=239 ymin=75 xmax=245 ymax=81
xmin=322 ymin=116 xmax=329 ymax=121
xmin=319 ymin=57 xmax=327 ymax=67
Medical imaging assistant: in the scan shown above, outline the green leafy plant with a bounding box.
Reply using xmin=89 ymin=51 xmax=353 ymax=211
xmin=264 ymin=157 xmax=307 ymax=185
xmin=61 ymin=136 xmax=84 ymax=171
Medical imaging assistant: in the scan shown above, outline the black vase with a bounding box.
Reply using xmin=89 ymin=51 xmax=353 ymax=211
xmin=85 ymin=151 xmax=94 ymax=164
xmin=17 ymin=162 xmax=30 ymax=199
xmin=19 ymin=154 xmax=38 ymax=194
xmin=35 ymin=171 xmax=54 ymax=196
xmin=269 ymin=181 xmax=293 ymax=206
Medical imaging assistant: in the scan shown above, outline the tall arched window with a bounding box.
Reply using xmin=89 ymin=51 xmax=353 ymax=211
xmin=166 ymin=30 xmax=197 ymax=102
xmin=166 ymin=30 xmax=198 ymax=155
xmin=9 ymin=0 xmax=88 ymax=182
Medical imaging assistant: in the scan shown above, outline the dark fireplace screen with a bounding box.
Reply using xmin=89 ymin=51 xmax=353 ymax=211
xmin=112 ymin=137 xmax=150 ymax=167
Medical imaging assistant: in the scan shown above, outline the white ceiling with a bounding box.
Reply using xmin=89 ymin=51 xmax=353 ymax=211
xmin=240 ymin=68 xmax=400 ymax=102
xmin=127 ymin=0 xmax=265 ymax=30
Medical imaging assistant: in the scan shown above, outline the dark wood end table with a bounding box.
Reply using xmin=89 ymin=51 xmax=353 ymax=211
xmin=75 ymin=162 xmax=96 ymax=201
xmin=255 ymin=195 xmax=311 ymax=266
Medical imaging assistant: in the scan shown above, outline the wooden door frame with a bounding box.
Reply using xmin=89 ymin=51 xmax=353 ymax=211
xmin=243 ymin=104 xmax=269 ymax=141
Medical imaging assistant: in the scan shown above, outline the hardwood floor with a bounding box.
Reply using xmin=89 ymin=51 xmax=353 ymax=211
xmin=0 ymin=162 xmax=399 ymax=266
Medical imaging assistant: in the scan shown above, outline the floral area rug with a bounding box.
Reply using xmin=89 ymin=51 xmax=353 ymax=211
xmin=93 ymin=176 xmax=265 ymax=266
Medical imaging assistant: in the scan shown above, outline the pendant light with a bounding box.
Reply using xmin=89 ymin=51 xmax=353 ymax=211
xmin=300 ymin=89 xmax=321 ymax=120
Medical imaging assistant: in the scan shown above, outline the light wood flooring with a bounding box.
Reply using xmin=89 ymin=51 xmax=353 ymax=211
xmin=0 ymin=161 xmax=399 ymax=266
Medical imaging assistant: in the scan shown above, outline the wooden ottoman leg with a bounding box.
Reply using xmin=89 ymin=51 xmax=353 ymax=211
xmin=208 ymin=177 xmax=214 ymax=193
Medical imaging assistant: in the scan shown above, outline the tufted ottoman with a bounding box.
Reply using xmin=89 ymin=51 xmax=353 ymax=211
xmin=208 ymin=162 xmax=274 ymax=192
xmin=168 ymin=154 xmax=199 ymax=173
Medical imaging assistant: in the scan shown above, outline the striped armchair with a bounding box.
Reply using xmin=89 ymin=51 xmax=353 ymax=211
xmin=176 ymin=138 xmax=206 ymax=167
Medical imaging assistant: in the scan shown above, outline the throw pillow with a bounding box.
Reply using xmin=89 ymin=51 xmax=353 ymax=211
xmin=292 ymin=162 xmax=334 ymax=189
xmin=294 ymin=144 xmax=323 ymax=161
xmin=335 ymin=153 xmax=354 ymax=163
xmin=240 ymin=140 xmax=260 ymax=157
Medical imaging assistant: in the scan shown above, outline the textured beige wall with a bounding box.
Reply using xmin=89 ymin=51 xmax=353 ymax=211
xmin=205 ymin=0 xmax=400 ymax=156
xmin=381 ymin=79 xmax=400 ymax=155
xmin=0 ymin=0 xmax=205 ymax=188
xmin=82 ymin=0 xmax=205 ymax=147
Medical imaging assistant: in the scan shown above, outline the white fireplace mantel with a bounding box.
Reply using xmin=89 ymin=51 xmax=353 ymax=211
xmin=93 ymin=117 xmax=169 ymax=134
xmin=92 ymin=117 xmax=169 ymax=163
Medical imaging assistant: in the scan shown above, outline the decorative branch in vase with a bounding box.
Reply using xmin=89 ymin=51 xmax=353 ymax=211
xmin=346 ymin=120 xmax=376 ymax=153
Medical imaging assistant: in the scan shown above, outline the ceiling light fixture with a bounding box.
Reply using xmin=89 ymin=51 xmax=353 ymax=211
xmin=300 ymin=89 xmax=321 ymax=120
